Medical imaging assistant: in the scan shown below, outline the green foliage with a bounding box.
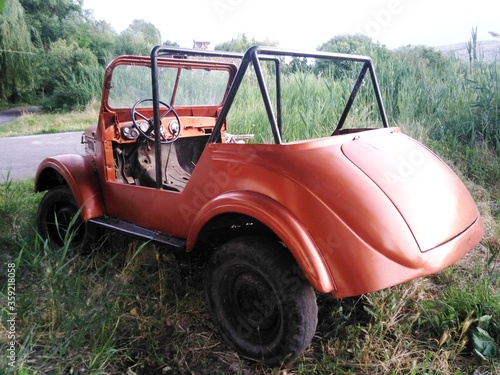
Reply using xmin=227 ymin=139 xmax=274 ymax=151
xmin=0 ymin=0 xmax=37 ymax=102
xmin=0 ymin=103 xmax=98 ymax=136
xmin=45 ymin=63 xmax=103 ymax=112
xmin=414 ymin=255 xmax=500 ymax=367
xmin=286 ymin=57 xmax=312 ymax=74
xmin=0 ymin=0 xmax=164 ymax=109
xmin=466 ymin=62 xmax=500 ymax=149
xmin=214 ymin=33 xmax=278 ymax=52
xmin=19 ymin=0 xmax=85 ymax=49
xmin=472 ymin=316 xmax=498 ymax=360
xmin=86 ymin=19 xmax=117 ymax=65
xmin=313 ymin=33 xmax=500 ymax=166
xmin=318 ymin=33 xmax=376 ymax=54
xmin=467 ymin=27 xmax=479 ymax=66
xmin=40 ymin=40 xmax=103 ymax=111
xmin=0 ymin=178 xmax=39 ymax=246
xmin=162 ymin=39 xmax=180 ymax=48
xmin=115 ymin=19 xmax=162 ymax=56
xmin=316 ymin=34 xmax=393 ymax=77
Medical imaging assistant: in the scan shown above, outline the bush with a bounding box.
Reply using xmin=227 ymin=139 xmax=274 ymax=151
xmin=40 ymin=40 xmax=103 ymax=112
xmin=43 ymin=64 xmax=103 ymax=112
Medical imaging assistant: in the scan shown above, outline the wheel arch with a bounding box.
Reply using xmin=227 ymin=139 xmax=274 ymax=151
xmin=35 ymin=154 xmax=104 ymax=221
xmin=187 ymin=191 xmax=336 ymax=294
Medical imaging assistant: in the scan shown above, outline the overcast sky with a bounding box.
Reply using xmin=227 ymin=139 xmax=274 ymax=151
xmin=83 ymin=0 xmax=499 ymax=50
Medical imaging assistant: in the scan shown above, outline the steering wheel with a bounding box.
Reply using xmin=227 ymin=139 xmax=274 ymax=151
xmin=131 ymin=99 xmax=181 ymax=143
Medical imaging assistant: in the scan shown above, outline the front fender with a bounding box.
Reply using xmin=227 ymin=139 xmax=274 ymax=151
xmin=187 ymin=190 xmax=336 ymax=294
xmin=35 ymin=154 xmax=104 ymax=221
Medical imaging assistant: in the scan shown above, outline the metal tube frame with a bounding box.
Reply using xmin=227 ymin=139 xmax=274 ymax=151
xmin=150 ymin=45 xmax=390 ymax=188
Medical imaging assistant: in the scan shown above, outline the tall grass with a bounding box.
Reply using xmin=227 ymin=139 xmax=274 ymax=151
xmin=371 ymin=42 xmax=500 ymax=195
xmin=0 ymin=177 xmax=498 ymax=374
xmin=228 ymin=62 xmax=385 ymax=143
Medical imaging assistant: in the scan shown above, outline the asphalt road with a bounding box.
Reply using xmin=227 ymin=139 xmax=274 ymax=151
xmin=0 ymin=132 xmax=85 ymax=181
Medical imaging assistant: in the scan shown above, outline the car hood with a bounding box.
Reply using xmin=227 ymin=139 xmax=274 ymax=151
xmin=341 ymin=132 xmax=479 ymax=252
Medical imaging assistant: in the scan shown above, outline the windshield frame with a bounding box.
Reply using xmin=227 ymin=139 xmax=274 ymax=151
xmin=104 ymin=57 xmax=236 ymax=111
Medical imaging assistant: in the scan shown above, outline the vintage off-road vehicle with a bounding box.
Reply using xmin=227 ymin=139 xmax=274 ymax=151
xmin=35 ymin=45 xmax=484 ymax=365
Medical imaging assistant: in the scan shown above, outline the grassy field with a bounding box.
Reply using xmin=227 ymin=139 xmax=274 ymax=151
xmin=0 ymin=176 xmax=498 ymax=374
xmin=0 ymin=102 xmax=99 ymax=138
xmin=0 ymin=49 xmax=499 ymax=374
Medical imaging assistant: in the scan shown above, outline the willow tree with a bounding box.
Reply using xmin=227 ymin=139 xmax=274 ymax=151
xmin=0 ymin=0 xmax=37 ymax=102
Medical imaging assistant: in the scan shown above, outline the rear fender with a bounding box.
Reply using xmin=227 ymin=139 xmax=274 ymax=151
xmin=187 ymin=191 xmax=336 ymax=294
xmin=35 ymin=154 xmax=104 ymax=221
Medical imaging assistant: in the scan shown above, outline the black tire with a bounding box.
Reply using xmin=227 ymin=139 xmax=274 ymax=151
xmin=37 ymin=185 xmax=90 ymax=252
xmin=205 ymin=235 xmax=318 ymax=366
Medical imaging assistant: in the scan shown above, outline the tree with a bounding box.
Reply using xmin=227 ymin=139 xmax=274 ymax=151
xmin=20 ymin=0 xmax=86 ymax=49
xmin=162 ymin=39 xmax=179 ymax=47
xmin=315 ymin=34 xmax=392 ymax=77
xmin=214 ymin=33 xmax=278 ymax=52
xmin=395 ymin=45 xmax=449 ymax=72
xmin=86 ymin=19 xmax=117 ymax=65
xmin=116 ymin=19 xmax=162 ymax=55
xmin=0 ymin=0 xmax=37 ymax=102
xmin=40 ymin=39 xmax=102 ymax=111
xmin=286 ymin=57 xmax=311 ymax=74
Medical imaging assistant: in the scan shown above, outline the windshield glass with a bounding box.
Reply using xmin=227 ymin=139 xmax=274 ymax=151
xmin=107 ymin=64 xmax=230 ymax=109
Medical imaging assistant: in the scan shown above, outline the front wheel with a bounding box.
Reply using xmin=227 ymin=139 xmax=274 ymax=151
xmin=205 ymin=235 xmax=318 ymax=366
xmin=37 ymin=185 xmax=90 ymax=252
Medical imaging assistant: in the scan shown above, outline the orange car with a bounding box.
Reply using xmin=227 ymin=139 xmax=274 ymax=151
xmin=35 ymin=46 xmax=484 ymax=365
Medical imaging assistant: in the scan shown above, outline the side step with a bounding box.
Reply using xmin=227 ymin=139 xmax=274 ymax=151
xmin=89 ymin=217 xmax=186 ymax=251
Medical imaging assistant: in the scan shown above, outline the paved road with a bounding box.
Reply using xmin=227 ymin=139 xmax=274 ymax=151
xmin=0 ymin=132 xmax=85 ymax=181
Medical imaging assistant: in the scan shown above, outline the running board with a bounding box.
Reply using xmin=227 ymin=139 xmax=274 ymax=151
xmin=89 ymin=217 xmax=186 ymax=251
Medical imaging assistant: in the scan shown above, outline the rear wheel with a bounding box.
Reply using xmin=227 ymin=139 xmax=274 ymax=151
xmin=205 ymin=235 xmax=318 ymax=366
xmin=37 ymin=185 xmax=90 ymax=252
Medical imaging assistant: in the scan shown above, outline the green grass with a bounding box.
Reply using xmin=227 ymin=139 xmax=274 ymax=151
xmin=0 ymin=101 xmax=98 ymax=137
xmin=0 ymin=170 xmax=499 ymax=374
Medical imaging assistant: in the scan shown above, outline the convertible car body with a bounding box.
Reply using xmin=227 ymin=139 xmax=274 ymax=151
xmin=35 ymin=45 xmax=484 ymax=364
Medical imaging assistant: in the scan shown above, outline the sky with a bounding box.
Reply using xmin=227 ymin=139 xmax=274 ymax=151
xmin=82 ymin=0 xmax=500 ymax=51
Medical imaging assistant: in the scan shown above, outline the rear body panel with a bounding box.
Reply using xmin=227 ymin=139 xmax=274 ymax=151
xmin=199 ymin=128 xmax=483 ymax=297
xmin=342 ymin=131 xmax=479 ymax=252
